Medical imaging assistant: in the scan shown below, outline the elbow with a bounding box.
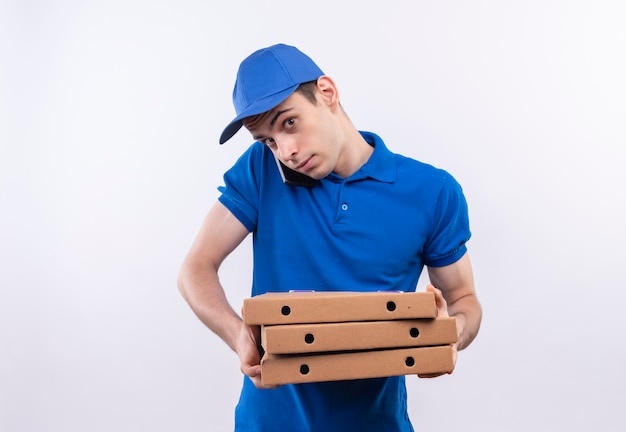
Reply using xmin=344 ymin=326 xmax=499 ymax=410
xmin=177 ymin=264 xmax=191 ymax=301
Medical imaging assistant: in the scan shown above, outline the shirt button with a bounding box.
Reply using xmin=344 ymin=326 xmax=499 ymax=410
xmin=341 ymin=203 xmax=348 ymax=211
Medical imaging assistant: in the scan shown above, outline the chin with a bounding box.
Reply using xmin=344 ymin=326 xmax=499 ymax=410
xmin=309 ymin=169 xmax=331 ymax=180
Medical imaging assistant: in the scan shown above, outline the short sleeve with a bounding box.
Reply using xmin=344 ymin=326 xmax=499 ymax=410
xmin=422 ymin=172 xmax=471 ymax=267
xmin=217 ymin=144 xmax=266 ymax=232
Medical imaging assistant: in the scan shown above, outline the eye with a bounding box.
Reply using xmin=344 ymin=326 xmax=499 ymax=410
xmin=263 ymin=137 xmax=276 ymax=148
xmin=284 ymin=118 xmax=296 ymax=128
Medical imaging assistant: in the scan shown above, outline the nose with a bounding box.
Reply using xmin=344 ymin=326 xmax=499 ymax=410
xmin=276 ymin=136 xmax=298 ymax=161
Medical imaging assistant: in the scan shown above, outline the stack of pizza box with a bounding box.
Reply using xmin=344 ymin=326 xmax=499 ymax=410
xmin=242 ymin=291 xmax=457 ymax=386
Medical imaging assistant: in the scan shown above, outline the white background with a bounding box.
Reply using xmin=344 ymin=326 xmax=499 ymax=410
xmin=2 ymin=1 xmax=625 ymax=431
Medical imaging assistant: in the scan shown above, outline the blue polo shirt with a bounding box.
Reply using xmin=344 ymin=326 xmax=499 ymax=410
xmin=218 ymin=131 xmax=471 ymax=431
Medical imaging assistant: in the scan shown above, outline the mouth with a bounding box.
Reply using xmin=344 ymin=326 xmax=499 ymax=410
xmin=295 ymin=156 xmax=313 ymax=171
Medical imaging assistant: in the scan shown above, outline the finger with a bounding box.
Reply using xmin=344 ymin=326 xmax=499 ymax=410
xmin=241 ymin=363 xmax=262 ymax=377
xmin=240 ymin=342 xmax=262 ymax=375
xmin=417 ymin=357 xmax=456 ymax=378
xmin=247 ymin=374 xmax=263 ymax=388
xmin=243 ymin=366 xmax=280 ymax=389
xmin=417 ymin=372 xmax=446 ymax=379
xmin=426 ymin=284 xmax=449 ymax=317
xmin=452 ymin=344 xmax=458 ymax=366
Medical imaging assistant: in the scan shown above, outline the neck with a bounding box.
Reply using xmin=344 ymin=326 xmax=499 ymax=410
xmin=334 ymin=128 xmax=373 ymax=178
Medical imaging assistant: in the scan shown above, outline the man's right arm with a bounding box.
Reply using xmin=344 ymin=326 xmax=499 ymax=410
xmin=177 ymin=201 xmax=264 ymax=383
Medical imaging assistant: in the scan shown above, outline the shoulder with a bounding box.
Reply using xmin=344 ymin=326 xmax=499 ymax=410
xmin=370 ymin=133 xmax=466 ymax=205
xmin=363 ymin=131 xmax=455 ymax=187
xmin=393 ymin=152 xmax=461 ymax=194
xmin=231 ymin=141 xmax=273 ymax=170
xmin=224 ymin=142 xmax=281 ymax=185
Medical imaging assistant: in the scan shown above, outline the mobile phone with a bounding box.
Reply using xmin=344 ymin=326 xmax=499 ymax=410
xmin=273 ymin=153 xmax=319 ymax=187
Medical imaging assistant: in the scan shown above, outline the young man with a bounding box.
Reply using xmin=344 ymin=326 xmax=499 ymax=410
xmin=178 ymin=43 xmax=482 ymax=431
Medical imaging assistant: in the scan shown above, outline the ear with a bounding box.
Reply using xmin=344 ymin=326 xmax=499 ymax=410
xmin=316 ymin=76 xmax=340 ymax=111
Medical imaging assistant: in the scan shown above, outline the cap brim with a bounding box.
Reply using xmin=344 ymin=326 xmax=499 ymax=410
xmin=219 ymin=84 xmax=299 ymax=144
xmin=219 ymin=120 xmax=243 ymax=144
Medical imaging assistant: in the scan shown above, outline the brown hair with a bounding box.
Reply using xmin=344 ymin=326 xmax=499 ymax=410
xmin=294 ymin=80 xmax=319 ymax=104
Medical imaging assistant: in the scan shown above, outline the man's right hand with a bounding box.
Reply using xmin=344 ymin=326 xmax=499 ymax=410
xmin=236 ymin=322 xmax=278 ymax=389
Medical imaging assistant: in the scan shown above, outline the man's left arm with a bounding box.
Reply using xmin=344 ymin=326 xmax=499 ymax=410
xmin=427 ymin=252 xmax=482 ymax=355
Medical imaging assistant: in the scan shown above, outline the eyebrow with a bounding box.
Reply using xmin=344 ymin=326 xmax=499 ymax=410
xmin=252 ymin=107 xmax=293 ymax=140
xmin=269 ymin=108 xmax=293 ymax=128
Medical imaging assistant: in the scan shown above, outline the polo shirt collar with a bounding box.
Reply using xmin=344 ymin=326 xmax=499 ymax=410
xmin=324 ymin=131 xmax=396 ymax=183
xmin=354 ymin=131 xmax=396 ymax=183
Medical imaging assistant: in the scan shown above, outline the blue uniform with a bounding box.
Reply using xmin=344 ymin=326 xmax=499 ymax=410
xmin=218 ymin=131 xmax=471 ymax=431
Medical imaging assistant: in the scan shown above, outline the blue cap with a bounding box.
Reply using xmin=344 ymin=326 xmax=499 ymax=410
xmin=219 ymin=44 xmax=324 ymax=144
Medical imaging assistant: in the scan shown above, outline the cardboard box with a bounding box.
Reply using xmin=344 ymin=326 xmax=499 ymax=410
xmin=261 ymin=317 xmax=457 ymax=354
xmin=243 ymin=291 xmax=437 ymax=325
xmin=260 ymin=345 xmax=454 ymax=386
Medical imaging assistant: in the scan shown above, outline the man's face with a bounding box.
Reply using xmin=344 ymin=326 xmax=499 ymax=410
xmin=242 ymin=90 xmax=342 ymax=180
